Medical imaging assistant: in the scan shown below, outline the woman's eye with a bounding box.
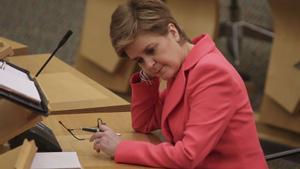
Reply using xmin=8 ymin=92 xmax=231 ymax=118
xmin=145 ymin=47 xmax=155 ymax=55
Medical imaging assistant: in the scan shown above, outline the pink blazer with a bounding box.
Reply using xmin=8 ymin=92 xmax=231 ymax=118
xmin=115 ymin=34 xmax=268 ymax=169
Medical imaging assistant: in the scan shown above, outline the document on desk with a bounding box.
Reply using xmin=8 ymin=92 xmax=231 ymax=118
xmin=30 ymin=152 xmax=82 ymax=169
xmin=0 ymin=60 xmax=41 ymax=102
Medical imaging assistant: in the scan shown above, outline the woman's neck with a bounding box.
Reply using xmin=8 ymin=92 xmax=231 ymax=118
xmin=181 ymin=42 xmax=194 ymax=60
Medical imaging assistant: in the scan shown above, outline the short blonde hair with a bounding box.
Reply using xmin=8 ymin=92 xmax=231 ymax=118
xmin=110 ymin=0 xmax=190 ymax=58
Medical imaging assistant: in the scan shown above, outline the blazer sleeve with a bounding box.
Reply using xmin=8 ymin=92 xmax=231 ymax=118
xmin=115 ymin=63 xmax=242 ymax=169
xmin=130 ymin=72 xmax=166 ymax=133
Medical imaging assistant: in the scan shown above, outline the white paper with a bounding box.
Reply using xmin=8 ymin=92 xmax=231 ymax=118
xmin=1 ymin=61 xmax=28 ymax=79
xmin=0 ymin=61 xmax=41 ymax=102
xmin=30 ymin=152 xmax=82 ymax=169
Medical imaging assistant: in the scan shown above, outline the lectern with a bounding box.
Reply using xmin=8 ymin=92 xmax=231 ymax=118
xmin=0 ymin=58 xmax=48 ymax=145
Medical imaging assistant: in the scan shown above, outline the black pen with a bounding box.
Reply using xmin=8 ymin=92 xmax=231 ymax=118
xmin=80 ymin=127 xmax=121 ymax=136
xmin=81 ymin=127 xmax=101 ymax=132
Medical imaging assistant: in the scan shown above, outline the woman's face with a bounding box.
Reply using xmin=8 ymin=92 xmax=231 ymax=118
xmin=125 ymin=24 xmax=190 ymax=80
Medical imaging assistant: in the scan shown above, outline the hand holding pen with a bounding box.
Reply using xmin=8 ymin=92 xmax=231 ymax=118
xmin=58 ymin=120 xmax=121 ymax=141
xmin=89 ymin=124 xmax=122 ymax=157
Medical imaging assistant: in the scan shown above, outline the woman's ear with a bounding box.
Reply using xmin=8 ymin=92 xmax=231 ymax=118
xmin=168 ymin=23 xmax=180 ymax=42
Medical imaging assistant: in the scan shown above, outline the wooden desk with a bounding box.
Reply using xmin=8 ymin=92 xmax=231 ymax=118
xmin=43 ymin=112 xmax=161 ymax=169
xmin=0 ymin=37 xmax=28 ymax=56
xmin=7 ymin=54 xmax=130 ymax=114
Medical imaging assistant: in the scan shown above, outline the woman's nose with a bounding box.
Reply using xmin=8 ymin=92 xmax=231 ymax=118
xmin=143 ymin=57 xmax=156 ymax=69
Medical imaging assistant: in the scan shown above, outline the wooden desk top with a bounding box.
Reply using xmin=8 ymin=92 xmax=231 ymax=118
xmin=7 ymin=54 xmax=130 ymax=114
xmin=42 ymin=112 xmax=161 ymax=169
xmin=0 ymin=37 xmax=28 ymax=56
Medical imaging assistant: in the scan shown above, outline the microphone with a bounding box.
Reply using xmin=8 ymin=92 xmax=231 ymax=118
xmin=35 ymin=30 xmax=73 ymax=77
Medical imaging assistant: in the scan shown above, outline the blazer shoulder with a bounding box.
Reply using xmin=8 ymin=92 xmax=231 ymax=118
xmin=187 ymin=52 xmax=245 ymax=90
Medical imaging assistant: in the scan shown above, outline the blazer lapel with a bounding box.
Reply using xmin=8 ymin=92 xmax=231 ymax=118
xmin=161 ymin=34 xmax=215 ymax=119
xmin=161 ymin=68 xmax=186 ymax=141
xmin=160 ymin=34 xmax=216 ymax=141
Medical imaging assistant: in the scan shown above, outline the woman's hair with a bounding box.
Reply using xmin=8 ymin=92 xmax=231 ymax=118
xmin=110 ymin=0 xmax=190 ymax=58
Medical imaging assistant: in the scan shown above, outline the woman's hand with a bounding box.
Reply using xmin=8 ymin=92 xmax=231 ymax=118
xmin=89 ymin=125 xmax=121 ymax=158
xmin=140 ymin=67 xmax=156 ymax=79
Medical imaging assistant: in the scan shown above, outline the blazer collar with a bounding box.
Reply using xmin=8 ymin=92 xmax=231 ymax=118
xmin=182 ymin=34 xmax=216 ymax=70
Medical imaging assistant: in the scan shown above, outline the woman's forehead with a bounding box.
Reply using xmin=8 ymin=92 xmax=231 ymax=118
xmin=125 ymin=34 xmax=157 ymax=57
xmin=128 ymin=33 xmax=158 ymax=48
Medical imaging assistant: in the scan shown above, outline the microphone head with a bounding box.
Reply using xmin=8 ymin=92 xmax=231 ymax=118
xmin=64 ymin=30 xmax=73 ymax=39
xmin=58 ymin=30 xmax=73 ymax=47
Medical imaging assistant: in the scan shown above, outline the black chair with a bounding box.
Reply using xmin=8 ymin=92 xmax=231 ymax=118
xmin=260 ymin=139 xmax=300 ymax=169
xmin=265 ymin=148 xmax=300 ymax=161
xmin=265 ymin=148 xmax=300 ymax=169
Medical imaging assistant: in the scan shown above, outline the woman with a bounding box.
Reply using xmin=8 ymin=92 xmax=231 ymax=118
xmin=90 ymin=0 xmax=268 ymax=168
